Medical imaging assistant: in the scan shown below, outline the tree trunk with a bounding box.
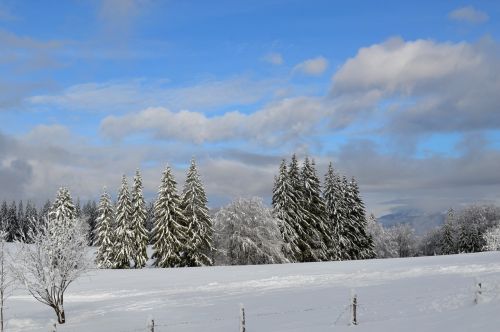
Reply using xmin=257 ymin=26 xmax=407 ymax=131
xmin=55 ymin=306 xmax=65 ymax=324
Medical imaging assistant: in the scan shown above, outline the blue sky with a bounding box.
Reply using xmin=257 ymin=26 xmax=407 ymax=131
xmin=0 ymin=0 xmax=499 ymax=215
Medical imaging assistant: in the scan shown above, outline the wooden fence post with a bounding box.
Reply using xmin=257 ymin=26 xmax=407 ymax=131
xmin=475 ymin=282 xmax=482 ymax=304
xmin=147 ymin=318 xmax=154 ymax=332
xmin=240 ymin=304 xmax=246 ymax=332
xmin=351 ymin=293 xmax=358 ymax=326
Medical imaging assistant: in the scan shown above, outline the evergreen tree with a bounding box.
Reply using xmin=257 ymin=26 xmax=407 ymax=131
xmin=49 ymin=187 xmax=76 ymax=227
xmin=113 ymin=175 xmax=134 ymax=268
xmin=6 ymin=202 xmax=17 ymax=242
xmin=145 ymin=201 xmax=155 ymax=243
xmin=82 ymin=201 xmax=99 ymax=245
xmin=346 ymin=178 xmax=375 ymax=259
xmin=323 ymin=163 xmax=346 ymax=260
xmin=75 ymin=198 xmax=82 ymax=219
xmin=95 ymin=188 xmax=116 ymax=268
xmin=0 ymin=201 xmax=7 ymax=233
xmin=131 ymin=169 xmax=149 ymax=268
xmin=152 ymin=166 xmax=190 ymax=267
xmin=301 ymin=158 xmax=331 ymax=261
xmin=288 ymin=155 xmax=319 ymax=262
xmin=40 ymin=200 xmax=51 ymax=219
xmin=441 ymin=208 xmax=456 ymax=255
xmin=272 ymin=160 xmax=302 ymax=262
xmin=16 ymin=200 xmax=24 ymax=237
xmin=181 ymin=158 xmax=213 ymax=266
xmin=458 ymin=218 xmax=481 ymax=253
xmin=23 ymin=201 xmax=38 ymax=242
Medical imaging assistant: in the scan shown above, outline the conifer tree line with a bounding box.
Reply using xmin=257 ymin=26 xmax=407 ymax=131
xmin=95 ymin=158 xmax=213 ymax=269
xmin=4 ymin=155 xmax=500 ymax=269
xmin=0 ymin=195 xmax=99 ymax=244
xmin=272 ymin=154 xmax=375 ymax=263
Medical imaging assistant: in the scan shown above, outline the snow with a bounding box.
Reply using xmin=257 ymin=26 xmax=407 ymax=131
xmin=6 ymin=249 xmax=500 ymax=331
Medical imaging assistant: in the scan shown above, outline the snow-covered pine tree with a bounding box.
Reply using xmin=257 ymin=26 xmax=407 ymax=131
xmin=49 ymin=187 xmax=76 ymax=228
xmin=272 ymin=159 xmax=302 ymax=262
xmin=6 ymin=202 xmax=17 ymax=242
xmin=113 ymin=175 xmax=134 ymax=269
xmin=0 ymin=202 xmax=7 ymax=233
xmin=130 ymin=169 xmax=149 ymax=268
xmin=152 ymin=165 xmax=190 ymax=267
xmin=82 ymin=200 xmax=98 ymax=245
xmin=323 ymin=163 xmax=346 ymax=260
xmin=346 ymin=178 xmax=375 ymax=259
xmin=75 ymin=198 xmax=82 ymax=219
xmin=95 ymin=188 xmax=116 ymax=268
xmin=301 ymin=158 xmax=331 ymax=261
xmin=441 ymin=208 xmax=456 ymax=255
xmin=181 ymin=158 xmax=214 ymax=266
xmin=288 ymin=154 xmax=319 ymax=262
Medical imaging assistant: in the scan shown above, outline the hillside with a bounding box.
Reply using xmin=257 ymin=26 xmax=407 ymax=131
xmin=5 ymin=251 xmax=500 ymax=331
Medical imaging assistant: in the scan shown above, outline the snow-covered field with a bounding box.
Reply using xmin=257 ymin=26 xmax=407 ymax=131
xmin=6 ymin=251 xmax=500 ymax=331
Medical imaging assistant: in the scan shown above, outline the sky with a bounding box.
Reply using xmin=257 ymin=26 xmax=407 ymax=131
xmin=0 ymin=0 xmax=499 ymax=216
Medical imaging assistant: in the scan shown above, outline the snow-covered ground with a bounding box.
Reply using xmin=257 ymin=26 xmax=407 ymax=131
xmin=6 ymin=251 xmax=500 ymax=331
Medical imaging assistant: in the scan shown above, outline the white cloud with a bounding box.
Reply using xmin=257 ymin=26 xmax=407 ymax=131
xmin=29 ymin=77 xmax=279 ymax=113
xmin=100 ymin=96 xmax=329 ymax=145
xmin=449 ymin=6 xmax=489 ymax=24
xmin=331 ymin=37 xmax=500 ymax=135
xmin=293 ymin=56 xmax=329 ymax=76
xmin=262 ymin=52 xmax=284 ymax=65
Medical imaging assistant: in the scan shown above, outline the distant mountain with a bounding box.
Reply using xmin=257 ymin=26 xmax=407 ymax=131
xmin=378 ymin=208 xmax=446 ymax=235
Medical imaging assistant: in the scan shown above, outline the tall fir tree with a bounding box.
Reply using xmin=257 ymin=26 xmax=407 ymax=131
xmin=323 ymin=163 xmax=345 ymax=260
xmin=441 ymin=208 xmax=456 ymax=255
xmin=346 ymin=178 xmax=375 ymax=259
xmin=152 ymin=165 xmax=190 ymax=267
xmin=288 ymin=154 xmax=318 ymax=262
xmin=301 ymin=158 xmax=331 ymax=261
xmin=0 ymin=202 xmax=7 ymax=233
xmin=272 ymin=159 xmax=302 ymax=262
xmin=181 ymin=158 xmax=213 ymax=266
xmin=95 ymin=188 xmax=116 ymax=268
xmin=50 ymin=187 xmax=76 ymax=227
xmin=114 ymin=175 xmax=134 ymax=269
xmin=131 ymin=169 xmax=149 ymax=268
xmin=83 ymin=200 xmax=99 ymax=245
xmin=75 ymin=198 xmax=82 ymax=219
xmin=6 ymin=202 xmax=17 ymax=242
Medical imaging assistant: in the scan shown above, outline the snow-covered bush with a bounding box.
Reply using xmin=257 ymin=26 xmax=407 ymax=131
xmin=483 ymin=225 xmax=500 ymax=251
xmin=214 ymin=197 xmax=287 ymax=265
xmin=388 ymin=223 xmax=417 ymax=258
xmin=366 ymin=214 xmax=398 ymax=258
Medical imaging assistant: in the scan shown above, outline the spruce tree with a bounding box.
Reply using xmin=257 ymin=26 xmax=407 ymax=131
xmin=95 ymin=188 xmax=116 ymax=268
xmin=50 ymin=187 xmax=76 ymax=228
xmin=323 ymin=163 xmax=345 ymax=260
xmin=272 ymin=159 xmax=302 ymax=262
xmin=301 ymin=158 xmax=331 ymax=261
xmin=181 ymin=158 xmax=213 ymax=266
xmin=152 ymin=165 xmax=190 ymax=267
xmin=441 ymin=208 xmax=456 ymax=255
xmin=131 ymin=169 xmax=149 ymax=268
xmin=114 ymin=175 xmax=134 ymax=269
xmin=0 ymin=202 xmax=7 ymax=233
xmin=288 ymin=154 xmax=318 ymax=262
xmin=346 ymin=178 xmax=375 ymax=259
xmin=6 ymin=202 xmax=17 ymax=241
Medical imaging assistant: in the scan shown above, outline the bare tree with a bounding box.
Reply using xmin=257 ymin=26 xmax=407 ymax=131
xmin=12 ymin=215 xmax=90 ymax=324
xmin=0 ymin=231 xmax=15 ymax=332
